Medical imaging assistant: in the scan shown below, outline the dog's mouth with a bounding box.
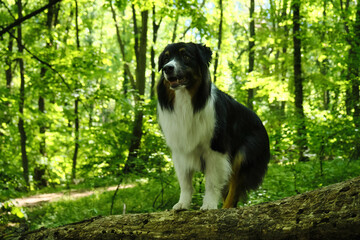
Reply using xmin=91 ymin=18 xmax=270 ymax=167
xmin=166 ymin=77 xmax=186 ymax=89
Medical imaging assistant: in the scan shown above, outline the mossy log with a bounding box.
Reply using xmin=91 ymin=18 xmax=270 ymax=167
xmin=17 ymin=176 xmax=360 ymax=240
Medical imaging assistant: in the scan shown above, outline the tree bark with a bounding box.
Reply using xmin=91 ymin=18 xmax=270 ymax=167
xmin=17 ymin=0 xmax=29 ymax=187
xmin=247 ymin=0 xmax=255 ymax=110
xmin=18 ymin=176 xmax=360 ymax=239
xmin=292 ymin=0 xmax=307 ymax=162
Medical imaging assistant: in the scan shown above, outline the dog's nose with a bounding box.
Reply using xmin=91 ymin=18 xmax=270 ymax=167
xmin=163 ymin=65 xmax=174 ymax=75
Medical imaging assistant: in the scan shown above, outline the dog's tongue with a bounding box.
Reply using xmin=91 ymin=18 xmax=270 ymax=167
xmin=170 ymin=80 xmax=180 ymax=88
xmin=168 ymin=78 xmax=181 ymax=88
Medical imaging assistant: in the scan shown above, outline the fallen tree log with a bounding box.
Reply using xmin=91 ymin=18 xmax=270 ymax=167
xmin=17 ymin=176 xmax=360 ymax=240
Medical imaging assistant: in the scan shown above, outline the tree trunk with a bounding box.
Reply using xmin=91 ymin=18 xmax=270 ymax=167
xmin=292 ymin=0 xmax=307 ymax=162
xmin=109 ymin=1 xmax=136 ymax=90
xmin=5 ymin=30 xmax=14 ymax=89
xmin=1 ymin=30 xmax=14 ymax=139
xmin=247 ymin=0 xmax=255 ymax=110
xmin=72 ymin=0 xmax=80 ymax=182
xmin=320 ymin=0 xmax=330 ymax=111
xmin=124 ymin=9 xmax=149 ymax=174
xmin=34 ymin=0 xmax=55 ymax=189
xmin=17 ymin=0 xmax=29 ymax=187
xmin=18 ymin=176 xmax=360 ymax=239
xmin=109 ymin=2 xmax=148 ymax=174
xmin=150 ymin=5 xmax=162 ymax=99
xmin=340 ymin=0 xmax=360 ymax=159
xmin=72 ymin=97 xmax=79 ymax=181
xmin=171 ymin=15 xmax=178 ymax=43
xmin=213 ymin=0 xmax=223 ymax=83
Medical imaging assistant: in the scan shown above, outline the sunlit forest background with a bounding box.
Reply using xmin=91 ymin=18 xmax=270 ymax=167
xmin=1 ymin=0 xmax=360 ymax=233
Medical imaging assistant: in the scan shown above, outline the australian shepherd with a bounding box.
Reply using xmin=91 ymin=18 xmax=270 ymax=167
xmin=157 ymin=42 xmax=270 ymax=210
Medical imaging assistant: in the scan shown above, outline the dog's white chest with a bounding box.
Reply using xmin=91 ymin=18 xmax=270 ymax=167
xmin=158 ymin=89 xmax=215 ymax=154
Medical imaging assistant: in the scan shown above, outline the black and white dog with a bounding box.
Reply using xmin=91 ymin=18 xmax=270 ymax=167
xmin=157 ymin=42 xmax=270 ymax=210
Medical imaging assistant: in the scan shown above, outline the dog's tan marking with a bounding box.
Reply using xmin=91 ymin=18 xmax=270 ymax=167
xmin=223 ymin=153 xmax=244 ymax=208
xmin=163 ymin=79 xmax=175 ymax=105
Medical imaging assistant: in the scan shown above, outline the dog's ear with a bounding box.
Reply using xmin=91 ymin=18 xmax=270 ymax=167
xmin=196 ymin=44 xmax=212 ymax=67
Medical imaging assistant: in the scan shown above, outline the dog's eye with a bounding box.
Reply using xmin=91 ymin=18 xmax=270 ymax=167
xmin=163 ymin=56 xmax=169 ymax=63
xmin=183 ymin=54 xmax=190 ymax=62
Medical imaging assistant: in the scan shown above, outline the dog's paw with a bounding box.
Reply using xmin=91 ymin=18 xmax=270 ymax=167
xmin=200 ymin=202 xmax=218 ymax=210
xmin=172 ymin=202 xmax=190 ymax=210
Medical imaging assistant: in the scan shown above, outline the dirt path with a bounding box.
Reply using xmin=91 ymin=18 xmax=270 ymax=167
xmin=13 ymin=185 xmax=134 ymax=207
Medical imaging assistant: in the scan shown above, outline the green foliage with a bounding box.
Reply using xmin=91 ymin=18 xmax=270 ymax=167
xmin=1 ymin=0 xmax=360 ymax=233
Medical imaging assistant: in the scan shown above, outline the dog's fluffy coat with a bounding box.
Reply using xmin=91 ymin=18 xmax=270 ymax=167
xmin=157 ymin=42 xmax=270 ymax=209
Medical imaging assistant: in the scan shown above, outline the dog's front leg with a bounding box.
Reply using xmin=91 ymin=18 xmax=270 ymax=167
xmin=172 ymin=152 xmax=194 ymax=210
xmin=201 ymin=151 xmax=232 ymax=210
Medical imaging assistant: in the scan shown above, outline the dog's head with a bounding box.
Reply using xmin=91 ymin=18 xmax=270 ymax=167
xmin=158 ymin=42 xmax=212 ymax=90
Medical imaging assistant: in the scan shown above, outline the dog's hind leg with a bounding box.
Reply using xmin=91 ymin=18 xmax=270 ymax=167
xmin=223 ymin=152 xmax=245 ymax=208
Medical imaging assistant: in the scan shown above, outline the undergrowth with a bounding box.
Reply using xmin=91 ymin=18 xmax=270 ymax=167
xmin=4 ymin=158 xmax=360 ymax=231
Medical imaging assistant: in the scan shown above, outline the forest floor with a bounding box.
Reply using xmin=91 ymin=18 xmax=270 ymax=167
xmin=13 ymin=184 xmax=134 ymax=207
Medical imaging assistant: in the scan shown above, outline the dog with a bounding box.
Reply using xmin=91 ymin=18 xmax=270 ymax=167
xmin=157 ymin=42 xmax=270 ymax=210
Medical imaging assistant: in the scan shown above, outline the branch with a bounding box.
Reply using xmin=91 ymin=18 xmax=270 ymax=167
xmin=7 ymin=31 xmax=71 ymax=91
xmin=17 ymin=176 xmax=360 ymax=239
xmin=0 ymin=0 xmax=62 ymax=37
xmin=0 ymin=0 xmax=16 ymax=20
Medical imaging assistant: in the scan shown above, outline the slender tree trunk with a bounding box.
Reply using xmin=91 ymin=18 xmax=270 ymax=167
xmin=1 ymin=30 xmax=14 ymax=142
xmin=5 ymin=30 xmax=14 ymax=89
xmin=109 ymin=0 xmax=136 ymax=90
xmin=150 ymin=5 xmax=162 ymax=99
xmin=340 ymin=0 xmax=352 ymax=116
xmin=320 ymin=0 xmax=330 ymax=110
xmin=109 ymin=2 xmax=148 ymax=173
xmin=72 ymin=0 xmax=80 ymax=182
xmin=280 ymin=0 xmax=288 ymax=116
xmin=17 ymin=0 xmax=29 ymax=186
xmin=339 ymin=0 xmax=360 ymax=158
xmin=292 ymin=0 xmax=307 ymax=162
xmin=72 ymin=98 xmax=79 ymax=181
xmin=247 ymin=0 xmax=255 ymax=110
xmin=35 ymin=0 xmax=56 ymax=188
xmin=213 ymin=0 xmax=223 ymax=83
xmin=124 ymin=9 xmax=149 ymax=174
xmin=172 ymin=15 xmax=178 ymax=43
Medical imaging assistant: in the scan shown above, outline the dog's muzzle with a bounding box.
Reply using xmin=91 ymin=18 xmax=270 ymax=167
xmin=163 ymin=62 xmax=185 ymax=89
